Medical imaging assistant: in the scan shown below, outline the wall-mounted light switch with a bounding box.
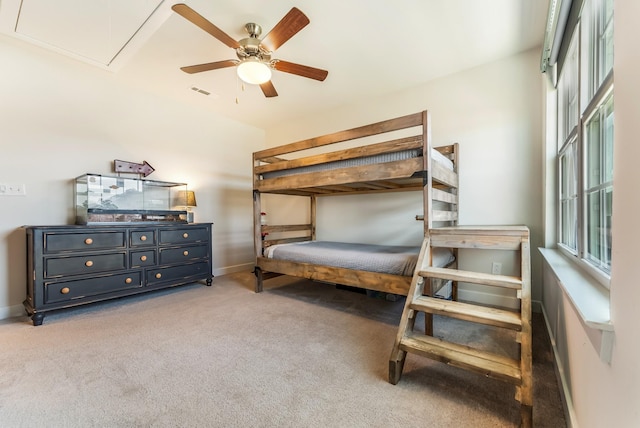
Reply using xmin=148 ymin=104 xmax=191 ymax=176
xmin=0 ymin=183 xmax=26 ymax=196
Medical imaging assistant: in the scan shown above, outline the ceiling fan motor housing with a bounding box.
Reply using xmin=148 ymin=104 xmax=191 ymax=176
xmin=244 ymin=23 xmax=262 ymax=38
xmin=236 ymin=32 xmax=272 ymax=63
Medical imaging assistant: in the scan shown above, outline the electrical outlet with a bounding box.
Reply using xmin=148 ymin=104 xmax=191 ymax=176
xmin=491 ymin=262 xmax=502 ymax=275
xmin=0 ymin=183 xmax=26 ymax=196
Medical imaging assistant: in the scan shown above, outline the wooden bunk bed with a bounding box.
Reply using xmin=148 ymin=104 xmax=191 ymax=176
xmin=252 ymin=110 xmax=459 ymax=295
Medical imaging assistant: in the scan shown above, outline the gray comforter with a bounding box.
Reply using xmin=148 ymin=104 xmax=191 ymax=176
xmin=265 ymin=241 xmax=454 ymax=276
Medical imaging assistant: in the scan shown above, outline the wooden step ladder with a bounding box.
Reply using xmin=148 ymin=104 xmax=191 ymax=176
xmin=389 ymin=226 xmax=532 ymax=427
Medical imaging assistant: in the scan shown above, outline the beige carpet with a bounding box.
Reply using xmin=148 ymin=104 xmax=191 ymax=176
xmin=0 ymin=272 xmax=566 ymax=427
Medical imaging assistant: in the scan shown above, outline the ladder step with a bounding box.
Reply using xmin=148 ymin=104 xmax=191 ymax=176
xmin=428 ymin=226 xmax=529 ymax=251
xmin=400 ymin=332 xmax=522 ymax=385
xmin=419 ymin=267 xmax=522 ymax=290
xmin=411 ymin=296 xmax=522 ymax=330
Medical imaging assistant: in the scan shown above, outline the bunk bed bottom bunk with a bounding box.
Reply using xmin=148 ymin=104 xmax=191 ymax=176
xmin=254 ymin=241 xmax=455 ymax=297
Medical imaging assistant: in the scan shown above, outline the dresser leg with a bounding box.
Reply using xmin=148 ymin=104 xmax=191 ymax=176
xmin=31 ymin=312 xmax=45 ymax=326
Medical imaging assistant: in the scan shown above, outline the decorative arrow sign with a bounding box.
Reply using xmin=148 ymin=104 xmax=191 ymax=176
xmin=113 ymin=159 xmax=155 ymax=177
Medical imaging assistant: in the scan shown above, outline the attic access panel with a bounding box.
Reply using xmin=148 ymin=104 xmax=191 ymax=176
xmin=13 ymin=0 xmax=164 ymax=67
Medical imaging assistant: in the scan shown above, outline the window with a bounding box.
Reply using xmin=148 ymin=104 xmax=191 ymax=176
xmin=559 ymin=138 xmax=578 ymax=251
xmin=584 ymin=92 xmax=613 ymax=272
xmin=557 ymin=0 xmax=614 ymax=284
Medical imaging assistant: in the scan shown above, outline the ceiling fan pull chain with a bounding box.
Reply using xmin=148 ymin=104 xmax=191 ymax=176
xmin=235 ymin=73 xmax=240 ymax=104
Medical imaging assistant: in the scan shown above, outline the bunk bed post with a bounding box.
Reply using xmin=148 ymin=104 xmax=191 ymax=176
xmin=451 ymin=142 xmax=460 ymax=301
xmin=253 ymin=189 xmax=264 ymax=293
xmin=421 ymin=110 xmax=435 ymax=335
xmin=310 ymin=195 xmax=316 ymax=240
xmin=422 ymin=110 xmax=433 ymax=235
xmin=253 ymin=149 xmax=265 ymax=293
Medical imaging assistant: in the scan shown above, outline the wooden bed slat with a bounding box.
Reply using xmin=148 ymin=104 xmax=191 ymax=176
xmin=257 ymin=158 xmax=424 ymax=192
xmin=434 ymin=145 xmax=456 ymax=156
xmin=432 ymin=188 xmax=457 ymax=204
xmin=262 ymin=224 xmax=312 ymax=233
xmin=432 ymin=210 xmax=458 ymax=222
xmin=313 ymin=185 xmax=359 ymax=193
xmin=431 ymin=161 xmax=458 ymax=188
xmin=257 ymin=257 xmax=411 ymax=295
xmin=254 ymin=112 xmax=424 ymax=159
xmin=260 ymin=156 xmax=289 ymax=164
xmin=256 ymin=135 xmax=423 ymax=174
xmin=263 ymin=236 xmax=311 ymax=247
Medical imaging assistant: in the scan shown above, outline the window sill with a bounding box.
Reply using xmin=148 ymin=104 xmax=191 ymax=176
xmin=539 ymin=247 xmax=614 ymax=363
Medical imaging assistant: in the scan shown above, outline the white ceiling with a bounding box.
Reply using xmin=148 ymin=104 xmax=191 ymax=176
xmin=0 ymin=0 xmax=549 ymax=129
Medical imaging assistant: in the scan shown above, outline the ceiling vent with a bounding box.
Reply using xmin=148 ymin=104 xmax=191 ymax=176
xmin=190 ymin=86 xmax=211 ymax=96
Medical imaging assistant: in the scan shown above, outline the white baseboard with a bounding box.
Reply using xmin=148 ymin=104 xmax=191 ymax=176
xmin=0 ymin=304 xmax=26 ymax=321
xmin=213 ymin=262 xmax=254 ymax=277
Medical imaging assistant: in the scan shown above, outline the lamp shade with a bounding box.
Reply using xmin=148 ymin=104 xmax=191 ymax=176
xmin=185 ymin=190 xmax=197 ymax=207
xmin=237 ymin=59 xmax=272 ymax=85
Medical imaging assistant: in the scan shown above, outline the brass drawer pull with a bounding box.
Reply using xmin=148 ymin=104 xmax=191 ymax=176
xmin=61 ymin=287 xmax=70 ymax=294
xmin=155 ymin=273 xmax=162 ymax=279
xmin=84 ymin=238 xmax=93 ymax=245
xmin=140 ymin=235 xmax=147 ymax=241
xmin=182 ymin=233 xmax=189 ymax=239
xmin=85 ymin=260 xmax=94 ymax=267
xmin=125 ymin=278 xmax=132 ymax=284
xmin=140 ymin=255 xmax=147 ymax=262
xmin=183 ymin=251 xmax=189 ymax=256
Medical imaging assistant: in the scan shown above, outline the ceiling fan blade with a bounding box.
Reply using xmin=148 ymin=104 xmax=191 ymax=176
xmin=273 ymin=60 xmax=328 ymax=81
xmin=260 ymin=7 xmax=310 ymax=52
xmin=260 ymin=81 xmax=278 ymax=98
xmin=180 ymin=60 xmax=238 ymax=74
xmin=172 ymin=3 xmax=240 ymax=49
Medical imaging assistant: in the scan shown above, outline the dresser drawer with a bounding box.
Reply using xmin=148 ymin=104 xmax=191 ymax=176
xmin=131 ymin=250 xmax=157 ymax=268
xmin=45 ymin=253 xmax=127 ymax=278
xmin=130 ymin=230 xmax=156 ymax=247
xmin=159 ymin=244 xmax=209 ymax=265
xmin=159 ymin=227 xmax=209 ymax=244
xmin=44 ymin=231 xmax=126 ymax=253
xmin=147 ymin=262 xmax=210 ymax=285
xmin=44 ymin=272 xmax=143 ymax=304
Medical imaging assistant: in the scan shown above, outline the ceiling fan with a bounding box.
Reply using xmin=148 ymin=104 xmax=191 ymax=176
xmin=171 ymin=3 xmax=328 ymax=98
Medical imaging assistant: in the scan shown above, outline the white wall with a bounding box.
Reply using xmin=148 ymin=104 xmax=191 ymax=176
xmin=265 ymin=49 xmax=543 ymax=308
xmin=0 ymin=34 xmax=264 ymax=318
xmin=540 ymin=1 xmax=640 ymax=427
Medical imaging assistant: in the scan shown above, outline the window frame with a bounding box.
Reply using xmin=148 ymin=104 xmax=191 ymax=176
xmin=556 ymin=0 xmax=614 ymax=289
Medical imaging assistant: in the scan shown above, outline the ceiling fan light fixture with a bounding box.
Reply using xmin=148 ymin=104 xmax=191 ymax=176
xmin=237 ymin=59 xmax=272 ymax=85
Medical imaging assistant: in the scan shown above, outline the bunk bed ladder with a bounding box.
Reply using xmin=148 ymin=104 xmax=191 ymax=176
xmin=389 ymin=226 xmax=532 ymax=428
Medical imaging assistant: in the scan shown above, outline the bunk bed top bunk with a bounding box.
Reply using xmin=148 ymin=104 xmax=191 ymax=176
xmin=252 ymin=110 xmax=459 ymax=296
xmin=253 ymin=111 xmax=458 ymax=197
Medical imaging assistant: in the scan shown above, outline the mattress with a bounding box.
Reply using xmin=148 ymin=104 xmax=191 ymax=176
xmin=262 ymin=148 xmax=453 ymax=179
xmin=264 ymin=240 xmax=455 ymax=276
